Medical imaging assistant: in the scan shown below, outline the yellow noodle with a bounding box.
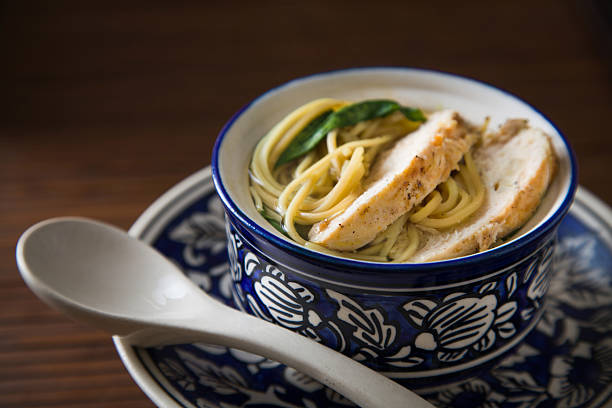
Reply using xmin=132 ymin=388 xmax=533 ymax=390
xmin=277 ymin=136 xmax=392 ymax=213
xmin=410 ymin=191 xmax=443 ymax=223
xmin=268 ymin=99 xmax=347 ymax=165
xmin=326 ymin=130 xmax=342 ymax=177
xmin=346 ymin=121 xmax=369 ymax=141
xmin=261 ymin=207 xmax=282 ymax=222
xmin=250 ymin=186 xmax=263 ymax=212
xmin=311 ymin=179 xmax=334 ymax=196
xmin=283 ymin=179 xmax=314 ymax=244
xmin=370 ymin=226 xmax=391 ymax=246
xmin=438 ymin=188 xmax=471 ymax=217
xmin=419 ymin=196 xmax=468 ymax=228
xmin=456 ymin=164 xmax=473 ymax=194
xmin=251 ymin=181 xmax=278 ymax=210
xmin=311 ymin=147 xmax=364 ymax=212
xmin=445 ymin=153 xmax=485 ymax=222
xmin=358 ymin=216 xmax=406 ymax=256
xmin=418 ymin=153 xmax=484 ymax=229
xmin=294 ymin=151 xmax=317 ymax=177
xmin=480 ymin=116 xmax=490 ymax=134
xmin=391 ymin=225 xmax=420 ymax=262
xmin=249 ymin=98 xmax=486 ymax=262
xmin=357 ymin=119 xmax=380 ymax=140
xmin=250 ymin=134 xmax=285 ymax=194
xmin=294 ymin=194 xmax=358 ymax=224
xmin=250 ymin=98 xmax=347 ymax=196
xmin=379 ymin=214 xmax=409 ymax=257
xmin=433 ymin=177 xmax=459 ymax=214
xmin=358 ymin=241 xmax=386 ymax=256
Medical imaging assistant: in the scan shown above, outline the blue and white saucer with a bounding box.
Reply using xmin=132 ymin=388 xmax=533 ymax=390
xmin=114 ymin=167 xmax=612 ymax=408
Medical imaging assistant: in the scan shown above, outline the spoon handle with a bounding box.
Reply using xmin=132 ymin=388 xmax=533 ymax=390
xmin=131 ymin=300 xmax=433 ymax=408
xmin=16 ymin=217 xmax=432 ymax=408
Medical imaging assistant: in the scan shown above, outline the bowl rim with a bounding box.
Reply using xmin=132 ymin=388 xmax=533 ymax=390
xmin=211 ymin=66 xmax=578 ymax=276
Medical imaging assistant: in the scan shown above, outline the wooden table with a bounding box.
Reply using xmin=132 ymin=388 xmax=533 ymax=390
xmin=1 ymin=1 xmax=610 ymax=406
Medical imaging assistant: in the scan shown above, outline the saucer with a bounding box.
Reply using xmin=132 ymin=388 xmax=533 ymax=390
xmin=114 ymin=167 xmax=612 ymax=408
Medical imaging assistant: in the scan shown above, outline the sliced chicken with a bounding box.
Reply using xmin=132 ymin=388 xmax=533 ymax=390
xmin=309 ymin=109 xmax=480 ymax=251
xmin=408 ymin=121 xmax=557 ymax=262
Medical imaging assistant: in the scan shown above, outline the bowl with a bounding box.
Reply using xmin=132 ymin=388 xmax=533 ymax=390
xmin=211 ymin=67 xmax=577 ymax=387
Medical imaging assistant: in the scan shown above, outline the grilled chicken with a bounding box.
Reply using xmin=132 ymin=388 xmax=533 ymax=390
xmin=309 ymin=109 xmax=480 ymax=251
xmin=408 ymin=120 xmax=557 ymax=262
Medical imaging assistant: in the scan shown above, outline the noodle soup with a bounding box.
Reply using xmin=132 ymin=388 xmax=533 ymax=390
xmin=211 ymin=68 xmax=576 ymax=384
xmin=248 ymin=97 xmax=549 ymax=263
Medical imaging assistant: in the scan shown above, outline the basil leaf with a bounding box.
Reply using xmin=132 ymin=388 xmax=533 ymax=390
xmin=399 ymin=106 xmax=427 ymax=122
xmin=261 ymin=211 xmax=289 ymax=237
xmin=275 ymin=110 xmax=333 ymax=167
xmin=275 ymin=100 xmax=426 ymax=167
xmin=329 ymin=99 xmax=401 ymax=128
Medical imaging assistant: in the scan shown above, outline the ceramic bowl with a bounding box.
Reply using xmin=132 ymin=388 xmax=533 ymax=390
xmin=211 ymin=67 xmax=577 ymax=387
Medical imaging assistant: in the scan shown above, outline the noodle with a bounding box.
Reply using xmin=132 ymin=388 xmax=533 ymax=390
xmin=249 ymin=98 xmax=485 ymax=262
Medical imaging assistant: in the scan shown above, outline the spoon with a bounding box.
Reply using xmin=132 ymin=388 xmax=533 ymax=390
xmin=16 ymin=217 xmax=433 ymax=408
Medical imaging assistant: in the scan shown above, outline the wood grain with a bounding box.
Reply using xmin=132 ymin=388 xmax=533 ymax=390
xmin=1 ymin=1 xmax=610 ymax=406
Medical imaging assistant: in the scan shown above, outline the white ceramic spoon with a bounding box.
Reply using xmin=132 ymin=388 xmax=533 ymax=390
xmin=16 ymin=217 xmax=433 ymax=408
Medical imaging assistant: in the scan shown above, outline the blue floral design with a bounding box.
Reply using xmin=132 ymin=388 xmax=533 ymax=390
xmin=136 ymin=188 xmax=612 ymax=408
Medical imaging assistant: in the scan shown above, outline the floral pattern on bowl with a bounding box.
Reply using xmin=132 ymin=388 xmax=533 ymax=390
xmin=122 ymin=175 xmax=612 ymax=408
xmin=226 ymin=222 xmax=555 ymax=382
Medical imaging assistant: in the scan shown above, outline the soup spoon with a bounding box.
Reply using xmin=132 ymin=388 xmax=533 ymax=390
xmin=16 ymin=217 xmax=433 ymax=408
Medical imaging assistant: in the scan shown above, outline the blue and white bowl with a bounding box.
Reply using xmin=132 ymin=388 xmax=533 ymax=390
xmin=211 ymin=68 xmax=577 ymax=387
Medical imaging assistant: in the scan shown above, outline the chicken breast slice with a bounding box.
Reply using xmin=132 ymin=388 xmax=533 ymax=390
xmin=408 ymin=121 xmax=557 ymax=262
xmin=308 ymin=109 xmax=479 ymax=251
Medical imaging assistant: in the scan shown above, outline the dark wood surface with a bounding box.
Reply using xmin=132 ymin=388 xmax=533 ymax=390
xmin=1 ymin=1 xmax=610 ymax=407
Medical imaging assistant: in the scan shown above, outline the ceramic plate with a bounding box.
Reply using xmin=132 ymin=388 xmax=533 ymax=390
xmin=114 ymin=167 xmax=612 ymax=408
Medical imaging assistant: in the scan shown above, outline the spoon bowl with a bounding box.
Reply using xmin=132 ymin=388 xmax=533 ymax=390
xmin=17 ymin=217 xmax=207 ymax=335
xmin=16 ymin=217 xmax=433 ymax=408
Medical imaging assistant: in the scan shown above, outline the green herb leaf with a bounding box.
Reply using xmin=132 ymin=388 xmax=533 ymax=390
xmin=329 ymin=99 xmax=402 ymax=129
xmin=275 ymin=100 xmax=426 ymax=167
xmin=275 ymin=110 xmax=333 ymax=167
xmin=399 ymin=107 xmax=427 ymax=122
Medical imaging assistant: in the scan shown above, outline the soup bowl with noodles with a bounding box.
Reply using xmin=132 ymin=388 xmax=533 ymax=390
xmin=211 ymin=67 xmax=576 ymax=388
